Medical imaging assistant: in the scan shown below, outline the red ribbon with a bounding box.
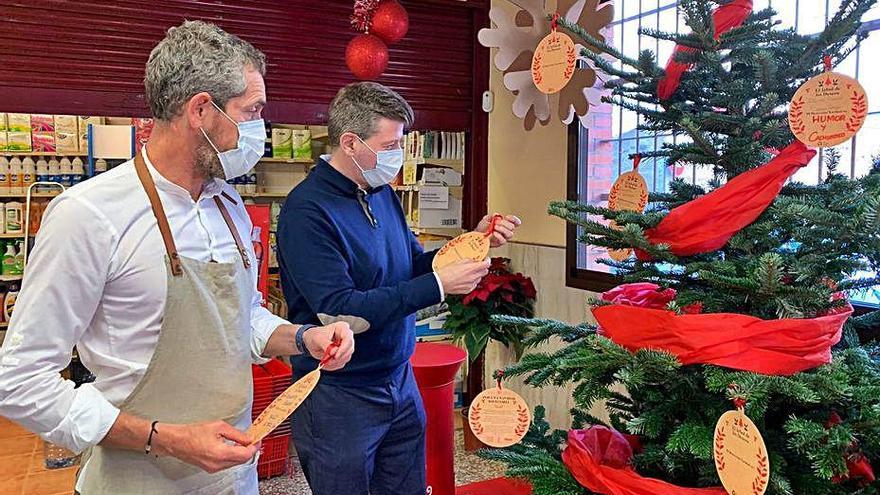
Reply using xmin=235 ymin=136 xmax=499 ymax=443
xmin=562 ymin=427 xmax=727 ymax=494
xmin=592 ymin=301 xmax=852 ymax=375
xmin=496 ymin=369 xmax=504 ymax=390
xmin=637 ymin=141 xmax=816 ymax=259
xmin=632 ymin=154 xmax=642 ymax=170
xmin=657 ymin=0 xmax=753 ymax=100
xmin=550 ymin=13 xmax=560 ymax=32
xmin=484 ymin=214 xmax=505 ymax=239
xmin=824 ymin=54 xmax=833 ymax=71
xmin=318 ymin=340 xmax=342 ymax=369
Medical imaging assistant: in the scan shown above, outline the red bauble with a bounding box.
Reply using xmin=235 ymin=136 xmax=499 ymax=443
xmin=345 ymin=34 xmax=389 ymax=80
xmin=371 ymin=0 xmax=409 ymax=44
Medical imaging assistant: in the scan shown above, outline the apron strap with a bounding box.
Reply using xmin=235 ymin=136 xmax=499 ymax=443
xmin=213 ymin=196 xmax=252 ymax=270
xmin=134 ymin=151 xmax=183 ymax=277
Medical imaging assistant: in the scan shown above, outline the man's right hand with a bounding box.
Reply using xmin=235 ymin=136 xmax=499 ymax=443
xmin=436 ymin=259 xmax=490 ymax=295
xmin=153 ymin=420 xmax=258 ymax=474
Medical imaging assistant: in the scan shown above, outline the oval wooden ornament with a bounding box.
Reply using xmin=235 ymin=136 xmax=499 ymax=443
xmin=531 ymin=31 xmax=577 ymax=94
xmin=432 ymin=232 xmax=490 ymax=271
xmin=714 ymin=410 xmax=770 ymax=495
xmin=246 ymin=368 xmax=321 ymax=445
xmin=789 ymin=71 xmax=867 ymax=148
xmin=606 ymin=168 xmax=649 ymax=261
xmin=468 ymin=387 xmax=531 ymax=448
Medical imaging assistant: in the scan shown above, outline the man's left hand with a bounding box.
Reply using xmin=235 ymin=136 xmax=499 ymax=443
xmin=476 ymin=213 xmax=522 ymax=248
xmin=303 ymin=322 xmax=355 ymax=372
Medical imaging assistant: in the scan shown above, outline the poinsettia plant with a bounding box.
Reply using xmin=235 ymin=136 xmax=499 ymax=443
xmin=444 ymin=257 xmax=537 ymax=362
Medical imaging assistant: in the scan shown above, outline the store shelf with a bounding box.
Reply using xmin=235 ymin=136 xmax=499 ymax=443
xmin=259 ymin=157 xmax=313 ymax=164
xmin=0 ymin=192 xmax=61 ymax=198
xmin=0 ymin=275 xmax=23 ymax=282
xmin=2 ymin=152 xmax=88 ymax=157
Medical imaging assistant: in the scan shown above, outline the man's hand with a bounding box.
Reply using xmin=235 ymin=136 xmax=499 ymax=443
xmin=153 ymin=420 xmax=259 ymax=474
xmin=303 ymin=322 xmax=355 ymax=371
xmin=436 ymin=259 xmax=490 ymax=295
xmin=476 ymin=213 xmax=522 ymax=248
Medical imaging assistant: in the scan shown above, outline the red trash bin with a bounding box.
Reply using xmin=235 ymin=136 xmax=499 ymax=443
xmin=411 ymin=342 xmax=468 ymax=495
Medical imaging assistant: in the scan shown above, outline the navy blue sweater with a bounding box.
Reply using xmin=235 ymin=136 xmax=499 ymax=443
xmin=277 ymin=159 xmax=442 ymax=384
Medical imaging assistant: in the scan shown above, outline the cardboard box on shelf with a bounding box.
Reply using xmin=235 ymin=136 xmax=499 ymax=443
xmin=78 ymin=116 xmax=105 ymax=152
xmin=0 ymin=113 xmax=7 ymax=132
xmin=420 ymin=165 xmax=462 ymax=187
xmin=32 ymin=132 xmax=56 ymax=152
xmin=0 ymin=132 xmax=7 ymax=151
xmin=56 ymin=132 xmax=80 ymax=153
xmin=7 ymin=114 xmax=30 ymax=133
xmin=291 ymin=129 xmax=311 ymax=160
xmin=415 ymin=187 xmax=462 ymax=230
xmin=30 ymin=114 xmax=55 ymax=133
xmin=272 ymin=128 xmax=293 ymax=159
xmin=7 ymin=132 xmax=32 ymax=152
xmin=55 ymin=115 xmax=78 ymax=134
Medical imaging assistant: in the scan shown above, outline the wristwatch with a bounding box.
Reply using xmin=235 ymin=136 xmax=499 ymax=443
xmin=295 ymin=324 xmax=317 ymax=355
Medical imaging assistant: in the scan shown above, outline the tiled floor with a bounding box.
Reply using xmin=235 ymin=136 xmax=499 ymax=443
xmin=0 ymin=418 xmax=76 ymax=495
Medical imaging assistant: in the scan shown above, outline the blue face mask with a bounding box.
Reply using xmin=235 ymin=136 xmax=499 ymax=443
xmin=352 ymin=135 xmax=404 ymax=188
xmin=201 ymin=101 xmax=265 ymax=179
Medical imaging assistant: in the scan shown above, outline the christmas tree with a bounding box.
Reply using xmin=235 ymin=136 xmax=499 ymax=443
xmin=483 ymin=1 xmax=880 ymax=494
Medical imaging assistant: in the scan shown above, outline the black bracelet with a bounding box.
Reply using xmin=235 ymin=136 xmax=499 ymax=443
xmin=295 ymin=324 xmax=316 ymax=355
xmin=145 ymin=420 xmax=159 ymax=455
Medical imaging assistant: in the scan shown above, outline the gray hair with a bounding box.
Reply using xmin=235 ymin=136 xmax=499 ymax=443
xmin=145 ymin=20 xmax=267 ymax=121
xmin=328 ymin=82 xmax=414 ymax=146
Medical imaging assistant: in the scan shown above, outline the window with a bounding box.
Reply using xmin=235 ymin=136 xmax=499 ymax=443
xmin=567 ymin=1 xmax=880 ymax=303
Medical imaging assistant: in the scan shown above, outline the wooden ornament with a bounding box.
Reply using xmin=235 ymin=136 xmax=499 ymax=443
xmin=246 ymin=342 xmax=340 ymax=445
xmin=714 ymin=409 xmax=769 ymax=495
xmin=468 ymin=386 xmax=531 ymax=448
xmin=789 ymin=61 xmax=867 ymax=148
xmin=531 ymin=30 xmax=577 ymax=94
xmin=432 ymin=232 xmax=490 ymax=271
xmin=606 ymin=156 xmax=649 ymax=261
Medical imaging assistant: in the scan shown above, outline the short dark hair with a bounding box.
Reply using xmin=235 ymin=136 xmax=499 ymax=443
xmin=328 ymin=82 xmax=415 ymax=146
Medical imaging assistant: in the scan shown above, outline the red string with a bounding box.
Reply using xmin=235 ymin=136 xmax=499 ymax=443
xmin=496 ymin=369 xmax=504 ymax=390
xmin=550 ymin=13 xmax=560 ymax=32
xmin=824 ymin=55 xmax=833 ymax=72
xmin=318 ymin=340 xmax=342 ymax=369
xmin=632 ymin=154 xmax=642 ymax=170
xmin=732 ymin=397 xmax=747 ymax=410
xmin=483 ymin=214 xmax=504 ymax=238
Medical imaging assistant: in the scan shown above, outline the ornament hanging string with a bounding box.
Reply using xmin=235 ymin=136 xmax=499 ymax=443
xmin=483 ymin=214 xmax=505 ymax=239
xmin=550 ymin=13 xmax=560 ymax=32
xmin=824 ymin=54 xmax=833 ymax=71
xmin=632 ymin=154 xmax=642 ymax=171
xmin=494 ymin=369 xmax=504 ymax=390
xmin=318 ymin=340 xmax=342 ymax=369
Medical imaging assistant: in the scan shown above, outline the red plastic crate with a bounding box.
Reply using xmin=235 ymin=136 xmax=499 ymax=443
xmin=257 ymin=434 xmax=290 ymax=479
xmin=252 ymin=359 xmax=293 ymax=437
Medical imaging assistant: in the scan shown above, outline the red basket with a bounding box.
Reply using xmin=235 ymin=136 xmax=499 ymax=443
xmin=252 ymin=359 xmax=293 ymax=438
xmin=257 ymin=434 xmax=290 ymax=479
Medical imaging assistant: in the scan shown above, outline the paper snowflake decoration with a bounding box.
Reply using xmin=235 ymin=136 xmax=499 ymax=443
xmin=478 ymin=0 xmax=614 ymax=130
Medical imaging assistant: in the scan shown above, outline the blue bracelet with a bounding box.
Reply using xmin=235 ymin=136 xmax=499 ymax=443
xmin=295 ymin=324 xmax=317 ymax=355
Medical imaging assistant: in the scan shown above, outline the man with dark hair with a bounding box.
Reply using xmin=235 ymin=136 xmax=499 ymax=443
xmin=277 ymin=82 xmax=521 ymax=494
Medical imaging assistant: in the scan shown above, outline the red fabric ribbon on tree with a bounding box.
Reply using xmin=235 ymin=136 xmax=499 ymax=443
xmin=657 ymin=0 xmax=753 ymax=100
xmin=592 ymin=297 xmax=852 ymax=375
xmin=637 ymin=141 xmax=816 ymax=259
xmin=562 ymin=427 xmax=728 ymax=494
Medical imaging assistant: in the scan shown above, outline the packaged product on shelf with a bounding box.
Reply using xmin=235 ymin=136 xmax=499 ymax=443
xmin=78 ymin=116 xmax=104 ymax=151
xmin=54 ymin=115 xmax=78 ymax=134
xmin=8 ymin=158 xmax=22 ymax=195
xmin=2 ymin=244 xmax=16 ymax=276
xmin=94 ymin=158 xmax=108 ymax=175
xmin=31 ymin=132 xmax=56 ymax=153
xmin=30 ymin=114 xmax=55 ymax=133
xmin=59 ymin=157 xmax=72 ymax=187
xmin=55 ymin=132 xmax=79 ymax=153
xmin=246 ymin=170 xmax=258 ymax=195
xmin=263 ymin=121 xmax=273 ymax=158
xmin=71 ymin=157 xmax=85 ymax=185
xmin=4 ymin=202 xmax=22 ymax=235
xmin=4 ymin=283 xmax=19 ymax=321
xmin=272 ymin=128 xmax=293 ymax=159
xmin=291 ymin=129 xmax=311 ymax=160
xmin=36 ymin=158 xmax=49 ymax=192
xmin=0 ymin=157 xmax=9 ymax=196
xmin=7 ymin=114 xmax=30 ymax=133
xmin=132 ymin=118 xmax=154 ymax=153
xmin=0 ymin=132 xmax=7 ymax=152
xmin=13 ymin=241 xmax=24 ymax=274
xmin=48 ymin=158 xmax=61 ymax=185
xmin=6 ymin=132 xmax=31 ymax=152
xmin=0 ymin=113 xmax=7 ymax=132
xmin=21 ymin=157 xmax=35 ymax=193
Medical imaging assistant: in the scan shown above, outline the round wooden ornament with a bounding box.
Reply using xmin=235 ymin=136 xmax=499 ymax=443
xmin=607 ymin=156 xmax=649 ymax=261
xmin=531 ymin=14 xmax=577 ymax=95
xmin=432 ymin=215 xmax=503 ymax=271
xmin=789 ymin=56 xmax=867 ymax=148
xmin=714 ymin=401 xmax=769 ymax=495
xmin=468 ymin=375 xmax=531 ymax=448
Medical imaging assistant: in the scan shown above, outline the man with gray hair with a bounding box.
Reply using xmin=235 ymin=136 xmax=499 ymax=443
xmin=0 ymin=20 xmax=354 ymax=494
xmin=277 ymin=82 xmax=521 ymax=494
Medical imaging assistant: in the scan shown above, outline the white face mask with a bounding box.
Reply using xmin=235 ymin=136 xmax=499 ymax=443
xmin=352 ymin=135 xmax=404 ymax=188
xmin=200 ymin=101 xmax=265 ymax=180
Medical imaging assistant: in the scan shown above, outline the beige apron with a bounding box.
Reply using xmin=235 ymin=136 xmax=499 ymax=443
xmin=76 ymin=152 xmax=258 ymax=494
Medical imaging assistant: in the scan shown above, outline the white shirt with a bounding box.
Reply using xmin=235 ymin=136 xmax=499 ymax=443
xmin=0 ymin=149 xmax=288 ymax=454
